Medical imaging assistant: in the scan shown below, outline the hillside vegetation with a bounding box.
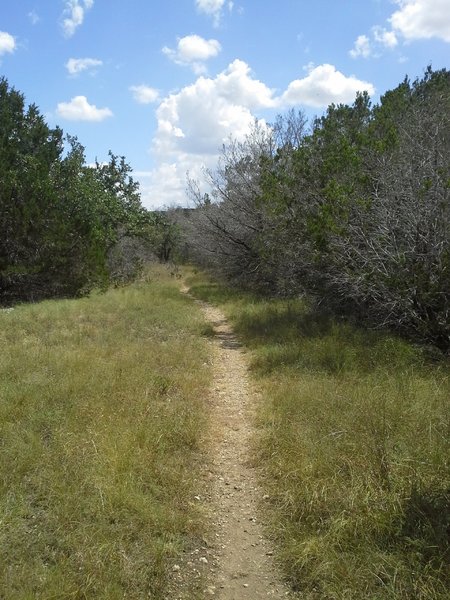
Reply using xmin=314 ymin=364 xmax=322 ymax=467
xmin=188 ymin=271 xmax=450 ymax=599
xmin=0 ymin=77 xmax=178 ymax=305
xmin=182 ymin=67 xmax=450 ymax=353
xmin=0 ymin=268 xmax=211 ymax=599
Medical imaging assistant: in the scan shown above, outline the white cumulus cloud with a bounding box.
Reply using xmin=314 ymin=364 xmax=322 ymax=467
xmin=373 ymin=26 xmax=398 ymax=48
xmin=61 ymin=0 xmax=94 ymax=38
xmin=155 ymin=59 xmax=274 ymax=157
xmin=195 ymin=0 xmax=228 ymax=26
xmin=56 ymin=96 xmax=113 ymax=121
xmin=349 ymin=34 xmax=372 ymax=58
xmin=138 ymin=164 xmax=188 ymax=209
xmin=65 ymin=57 xmax=103 ymax=75
xmin=281 ymin=64 xmax=375 ymax=107
xmin=141 ymin=59 xmax=275 ymax=207
xmin=390 ymin=0 xmax=450 ymax=42
xmin=214 ymin=59 xmax=276 ymax=108
xmin=0 ymin=31 xmax=16 ymax=56
xmin=130 ymin=85 xmax=160 ymax=104
xmin=350 ymin=27 xmax=398 ymax=59
xmin=163 ymin=35 xmax=221 ymax=74
xmin=349 ymin=1 xmax=448 ymax=60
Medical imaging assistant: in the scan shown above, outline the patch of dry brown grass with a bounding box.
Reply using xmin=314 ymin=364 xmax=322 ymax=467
xmin=0 ymin=266 xmax=211 ymax=599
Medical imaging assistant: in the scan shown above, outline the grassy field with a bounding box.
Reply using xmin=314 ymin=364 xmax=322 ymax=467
xmin=0 ymin=267 xmax=211 ymax=599
xmin=187 ymin=272 xmax=450 ymax=600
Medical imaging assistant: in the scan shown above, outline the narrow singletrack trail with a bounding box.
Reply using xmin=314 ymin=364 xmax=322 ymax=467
xmin=179 ymin=286 xmax=291 ymax=599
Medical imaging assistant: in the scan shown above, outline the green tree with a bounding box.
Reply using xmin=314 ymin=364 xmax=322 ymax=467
xmin=0 ymin=78 xmax=64 ymax=300
xmin=0 ymin=77 xmax=157 ymax=302
xmin=186 ymin=67 xmax=450 ymax=351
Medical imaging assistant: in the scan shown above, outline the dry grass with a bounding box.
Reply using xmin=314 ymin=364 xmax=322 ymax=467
xmin=0 ymin=266 xmax=211 ymax=599
xmin=187 ymin=272 xmax=450 ymax=600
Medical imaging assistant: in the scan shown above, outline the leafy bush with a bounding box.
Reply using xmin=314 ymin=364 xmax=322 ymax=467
xmin=184 ymin=68 xmax=450 ymax=352
xmin=0 ymin=78 xmax=164 ymax=303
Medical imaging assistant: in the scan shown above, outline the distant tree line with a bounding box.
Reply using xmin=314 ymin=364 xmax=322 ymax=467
xmin=0 ymin=77 xmax=174 ymax=304
xmin=182 ymin=67 xmax=450 ymax=352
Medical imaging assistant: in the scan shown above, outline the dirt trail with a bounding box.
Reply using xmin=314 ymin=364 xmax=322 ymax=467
xmin=178 ymin=287 xmax=290 ymax=599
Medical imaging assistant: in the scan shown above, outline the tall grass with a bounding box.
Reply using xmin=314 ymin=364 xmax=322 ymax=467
xmin=187 ymin=273 xmax=450 ymax=599
xmin=0 ymin=267 xmax=211 ymax=599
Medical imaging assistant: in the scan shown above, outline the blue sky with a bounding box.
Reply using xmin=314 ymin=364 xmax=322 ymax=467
xmin=1 ymin=1 xmax=449 ymax=209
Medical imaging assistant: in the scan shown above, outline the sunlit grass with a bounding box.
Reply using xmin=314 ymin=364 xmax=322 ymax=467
xmin=0 ymin=266 xmax=211 ymax=599
xmin=187 ymin=272 xmax=450 ymax=599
